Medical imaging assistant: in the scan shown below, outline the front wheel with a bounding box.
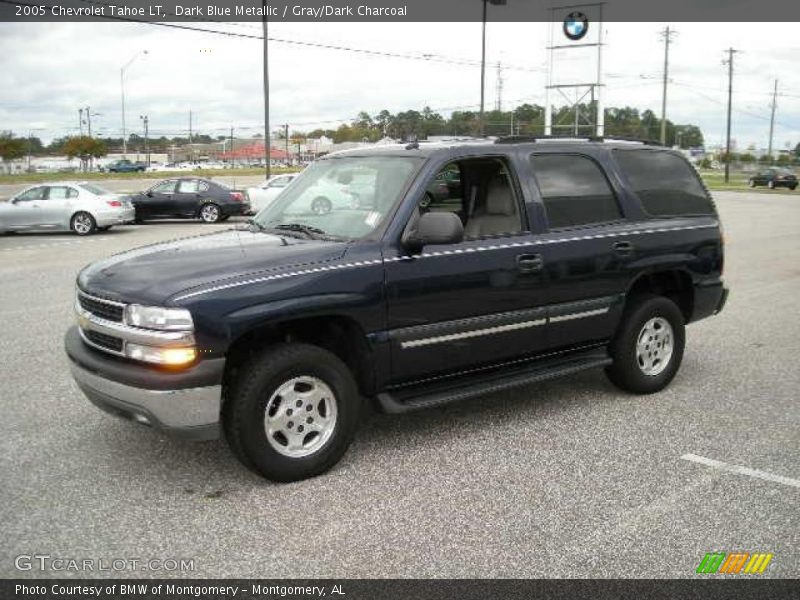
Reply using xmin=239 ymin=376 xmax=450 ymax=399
xmin=605 ymin=294 xmax=685 ymax=394
xmin=199 ymin=203 xmax=221 ymax=223
xmin=70 ymin=212 xmax=96 ymax=236
xmin=223 ymin=344 xmax=361 ymax=482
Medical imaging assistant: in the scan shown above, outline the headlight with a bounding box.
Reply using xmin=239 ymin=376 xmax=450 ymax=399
xmin=125 ymin=343 xmax=196 ymax=366
xmin=124 ymin=305 xmax=193 ymax=331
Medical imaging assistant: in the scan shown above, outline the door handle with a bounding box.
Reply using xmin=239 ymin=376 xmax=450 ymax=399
xmin=516 ymin=253 xmax=543 ymax=273
xmin=613 ymin=241 xmax=635 ymax=256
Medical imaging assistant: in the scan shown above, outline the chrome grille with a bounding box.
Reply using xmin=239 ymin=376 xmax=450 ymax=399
xmin=78 ymin=292 xmax=124 ymax=322
xmin=83 ymin=329 xmax=124 ymax=353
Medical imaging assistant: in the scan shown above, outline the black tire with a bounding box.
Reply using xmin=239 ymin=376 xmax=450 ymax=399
xmin=223 ymin=343 xmax=361 ymax=482
xmin=199 ymin=203 xmax=221 ymax=223
xmin=70 ymin=211 xmax=96 ymax=236
xmin=605 ymin=294 xmax=685 ymax=394
xmin=310 ymin=196 xmax=332 ymax=215
xmin=791 ymin=185 xmax=797 ymax=191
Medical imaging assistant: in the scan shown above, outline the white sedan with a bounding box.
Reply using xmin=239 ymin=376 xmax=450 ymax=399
xmin=246 ymin=174 xmax=297 ymax=214
xmin=0 ymin=182 xmax=135 ymax=235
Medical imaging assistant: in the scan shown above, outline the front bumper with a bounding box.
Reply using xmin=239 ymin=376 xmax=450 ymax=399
xmin=65 ymin=326 xmax=223 ymax=440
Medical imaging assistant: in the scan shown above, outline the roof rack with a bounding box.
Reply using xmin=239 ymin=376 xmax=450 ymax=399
xmin=494 ymin=135 xmax=663 ymax=147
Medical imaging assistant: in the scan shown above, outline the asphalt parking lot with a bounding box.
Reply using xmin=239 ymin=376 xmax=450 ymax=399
xmin=0 ymin=191 xmax=798 ymax=579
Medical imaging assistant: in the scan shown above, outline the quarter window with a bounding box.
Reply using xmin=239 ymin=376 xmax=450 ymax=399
xmin=614 ymin=150 xmax=715 ymax=216
xmin=530 ymin=154 xmax=622 ymax=229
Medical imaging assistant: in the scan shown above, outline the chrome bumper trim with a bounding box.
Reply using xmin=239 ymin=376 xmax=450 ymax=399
xmin=75 ymin=302 xmax=195 ymax=348
xmin=70 ymin=361 xmax=221 ymax=429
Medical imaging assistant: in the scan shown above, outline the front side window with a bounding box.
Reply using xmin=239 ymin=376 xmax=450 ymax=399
xmin=15 ymin=186 xmax=47 ymax=202
xmin=253 ymin=156 xmax=422 ymax=239
xmin=530 ymin=154 xmax=622 ymax=229
xmin=614 ymin=150 xmax=715 ymax=216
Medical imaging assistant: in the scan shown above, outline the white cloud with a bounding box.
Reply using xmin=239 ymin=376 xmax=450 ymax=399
xmin=0 ymin=21 xmax=797 ymax=149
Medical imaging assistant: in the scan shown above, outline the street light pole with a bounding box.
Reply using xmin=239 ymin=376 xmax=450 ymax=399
xmin=479 ymin=0 xmax=507 ymax=137
xmin=121 ymin=50 xmax=147 ymax=158
xmin=140 ymin=115 xmax=149 ymax=167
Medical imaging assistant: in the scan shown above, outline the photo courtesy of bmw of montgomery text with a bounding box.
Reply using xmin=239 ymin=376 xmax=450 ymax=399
xmin=66 ymin=138 xmax=728 ymax=482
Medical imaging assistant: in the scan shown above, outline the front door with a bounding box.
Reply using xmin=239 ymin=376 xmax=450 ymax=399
xmin=383 ymin=157 xmax=548 ymax=384
xmin=142 ymin=180 xmax=177 ymax=217
xmin=8 ymin=186 xmax=48 ymax=228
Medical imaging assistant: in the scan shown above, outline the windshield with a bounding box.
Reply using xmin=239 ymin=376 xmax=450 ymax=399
xmin=79 ymin=183 xmax=113 ymax=195
xmin=252 ymin=156 xmax=421 ymax=239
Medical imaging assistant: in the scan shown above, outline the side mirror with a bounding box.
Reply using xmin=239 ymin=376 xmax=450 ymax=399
xmin=403 ymin=212 xmax=464 ymax=254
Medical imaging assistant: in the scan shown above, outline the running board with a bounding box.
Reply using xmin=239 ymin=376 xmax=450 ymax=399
xmin=376 ymin=347 xmax=611 ymax=414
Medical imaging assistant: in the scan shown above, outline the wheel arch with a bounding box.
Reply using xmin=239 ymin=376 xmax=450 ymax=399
xmin=222 ymin=314 xmax=375 ymax=410
xmin=624 ymin=269 xmax=695 ymax=323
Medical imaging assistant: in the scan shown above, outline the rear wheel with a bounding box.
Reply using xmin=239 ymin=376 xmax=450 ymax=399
xmin=199 ymin=203 xmax=221 ymax=223
xmin=310 ymin=196 xmax=332 ymax=215
xmin=605 ymin=294 xmax=685 ymax=394
xmin=223 ymin=343 xmax=361 ymax=482
xmin=70 ymin=212 xmax=96 ymax=236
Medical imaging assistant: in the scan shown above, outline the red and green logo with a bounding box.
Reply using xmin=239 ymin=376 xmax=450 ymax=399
xmin=696 ymin=552 xmax=773 ymax=574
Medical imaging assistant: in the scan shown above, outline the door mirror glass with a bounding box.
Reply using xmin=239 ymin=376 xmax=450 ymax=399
xmin=403 ymin=211 xmax=464 ymax=254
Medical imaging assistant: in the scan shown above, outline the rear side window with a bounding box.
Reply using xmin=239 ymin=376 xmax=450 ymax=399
xmin=530 ymin=154 xmax=622 ymax=229
xmin=614 ymin=150 xmax=715 ymax=216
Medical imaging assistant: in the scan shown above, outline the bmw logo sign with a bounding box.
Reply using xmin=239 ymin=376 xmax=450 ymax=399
xmin=563 ymin=12 xmax=589 ymax=41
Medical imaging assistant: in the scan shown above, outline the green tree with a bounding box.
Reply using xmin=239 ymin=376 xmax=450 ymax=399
xmin=63 ymin=136 xmax=107 ymax=172
xmin=0 ymin=131 xmax=26 ymax=162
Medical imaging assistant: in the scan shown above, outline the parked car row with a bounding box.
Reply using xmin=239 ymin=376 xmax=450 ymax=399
xmin=0 ymin=177 xmax=251 ymax=235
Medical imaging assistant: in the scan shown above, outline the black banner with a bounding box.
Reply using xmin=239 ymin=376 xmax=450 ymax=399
xmin=3 ymin=579 xmax=799 ymax=600
xmin=2 ymin=0 xmax=800 ymax=22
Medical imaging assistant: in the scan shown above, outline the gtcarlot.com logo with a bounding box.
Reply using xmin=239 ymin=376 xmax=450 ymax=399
xmin=14 ymin=554 xmax=195 ymax=572
xmin=696 ymin=552 xmax=774 ymax=574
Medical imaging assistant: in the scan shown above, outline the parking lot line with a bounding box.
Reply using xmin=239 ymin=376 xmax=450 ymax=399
xmin=681 ymin=453 xmax=800 ymax=489
xmin=0 ymin=237 xmax=111 ymax=252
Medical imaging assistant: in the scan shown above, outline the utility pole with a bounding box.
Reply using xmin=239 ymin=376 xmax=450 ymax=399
xmin=189 ymin=109 xmax=193 ymax=162
xmin=723 ymin=48 xmax=738 ymax=183
xmin=78 ymin=108 xmax=84 ymax=136
xmin=479 ymin=0 xmax=507 ymax=137
xmin=284 ymin=124 xmax=289 ymax=166
xmin=85 ymin=106 xmax=92 ymax=137
xmin=659 ymin=26 xmax=676 ymax=145
xmin=262 ymin=0 xmax=271 ymax=178
xmin=230 ymin=126 xmax=234 ymax=167
xmin=494 ymin=61 xmax=503 ymax=112
xmin=767 ymin=79 xmax=778 ymax=162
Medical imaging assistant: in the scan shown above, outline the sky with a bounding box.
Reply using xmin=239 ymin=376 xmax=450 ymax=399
xmin=0 ymin=20 xmax=798 ymax=150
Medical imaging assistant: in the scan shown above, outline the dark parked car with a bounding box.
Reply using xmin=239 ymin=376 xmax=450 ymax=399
xmin=105 ymin=159 xmax=146 ymax=173
xmin=66 ymin=138 xmax=727 ymax=482
xmin=130 ymin=177 xmax=250 ymax=223
xmin=748 ymin=168 xmax=797 ymax=190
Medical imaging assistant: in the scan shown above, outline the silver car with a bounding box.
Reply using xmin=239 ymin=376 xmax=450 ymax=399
xmin=0 ymin=182 xmax=135 ymax=235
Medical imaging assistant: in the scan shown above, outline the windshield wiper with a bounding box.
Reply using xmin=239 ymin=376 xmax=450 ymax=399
xmin=270 ymin=223 xmax=328 ymax=239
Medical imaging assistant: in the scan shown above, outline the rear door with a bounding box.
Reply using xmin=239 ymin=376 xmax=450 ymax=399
xmin=174 ymin=179 xmax=203 ymax=216
xmin=41 ymin=185 xmax=75 ymax=227
xmin=527 ymin=152 xmax=631 ymax=349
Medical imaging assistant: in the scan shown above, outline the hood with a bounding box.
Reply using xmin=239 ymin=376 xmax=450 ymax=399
xmin=78 ymin=228 xmax=347 ymax=305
